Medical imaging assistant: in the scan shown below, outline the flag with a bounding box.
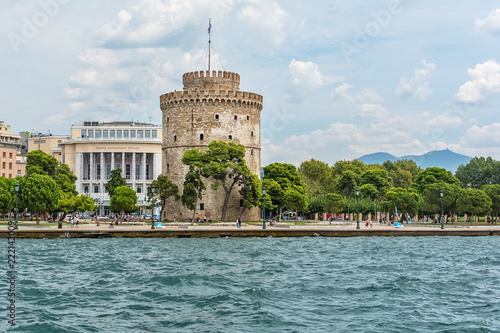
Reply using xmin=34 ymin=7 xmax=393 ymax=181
xmin=208 ymin=20 xmax=211 ymax=34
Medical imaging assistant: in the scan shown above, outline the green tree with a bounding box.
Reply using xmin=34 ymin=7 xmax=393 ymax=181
xmin=298 ymin=159 xmax=332 ymax=195
xmin=456 ymin=157 xmax=500 ymax=189
xmin=386 ymin=188 xmax=419 ymax=222
xmin=360 ymin=183 xmax=379 ymax=201
xmin=360 ymin=169 xmax=392 ymax=197
xmin=334 ymin=170 xmax=359 ymax=198
xmin=264 ymin=162 xmax=307 ymax=220
xmin=26 ymin=150 xmax=58 ymax=177
xmin=180 ymin=166 xmax=206 ymax=220
xmin=325 ymin=193 xmax=343 ymax=224
xmin=308 ymin=194 xmax=326 ymax=219
xmin=109 ymin=186 xmax=138 ymax=222
xmin=150 ymin=174 xmax=179 ymax=221
xmin=0 ymin=178 xmax=14 ymax=219
xmin=413 ymin=167 xmax=461 ymax=194
xmin=482 ymin=184 xmax=500 ymax=223
xmin=284 ymin=189 xmax=308 ymax=224
xmin=383 ymin=159 xmax=420 ymax=189
xmin=422 ymin=182 xmax=462 ymax=221
xmin=105 ymin=169 xmax=126 ymax=197
xmin=183 ymin=141 xmax=252 ymax=221
xmin=239 ymin=173 xmax=262 ymax=219
xmin=19 ymin=174 xmax=61 ymax=225
xmin=458 ymin=188 xmax=492 ymax=225
xmin=76 ymin=194 xmax=96 ymax=213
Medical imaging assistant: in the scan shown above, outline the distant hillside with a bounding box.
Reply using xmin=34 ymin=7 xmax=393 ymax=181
xmin=357 ymin=149 xmax=472 ymax=172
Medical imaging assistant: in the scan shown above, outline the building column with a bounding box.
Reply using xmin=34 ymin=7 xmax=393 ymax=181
xmin=111 ymin=152 xmax=115 ymax=171
xmin=142 ymin=153 xmax=147 ymax=190
xmin=132 ymin=152 xmax=136 ymax=190
xmin=121 ymin=152 xmax=125 ymax=179
xmin=100 ymin=152 xmax=104 ymax=193
xmin=89 ymin=152 xmax=94 ymax=193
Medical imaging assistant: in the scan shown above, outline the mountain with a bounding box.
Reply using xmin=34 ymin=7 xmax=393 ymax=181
xmin=357 ymin=149 xmax=472 ymax=172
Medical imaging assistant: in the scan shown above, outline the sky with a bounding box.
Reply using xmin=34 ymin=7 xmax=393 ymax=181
xmin=1 ymin=0 xmax=500 ymax=167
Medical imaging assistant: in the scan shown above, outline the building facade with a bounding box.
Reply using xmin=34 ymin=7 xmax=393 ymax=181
xmin=61 ymin=121 xmax=162 ymax=215
xmin=0 ymin=145 xmax=25 ymax=178
xmin=160 ymin=70 xmax=263 ymax=221
xmin=28 ymin=134 xmax=69 ymax=162
xmin=0 ymin=121 xmax=21 ymax=148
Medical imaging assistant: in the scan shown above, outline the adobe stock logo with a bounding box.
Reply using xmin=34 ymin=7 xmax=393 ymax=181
xmin=7 ymin=0 xmax=71 ymax=54
xmin=340 ymin=0 xmax=402 ymax=63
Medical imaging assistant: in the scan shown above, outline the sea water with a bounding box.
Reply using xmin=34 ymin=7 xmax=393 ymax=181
xmin=2 ymin=237 xmax=499 ymax=332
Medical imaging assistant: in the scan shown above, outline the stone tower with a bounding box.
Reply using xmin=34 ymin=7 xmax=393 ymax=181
xmin=160 ymin=70 xmax=263 ymax=221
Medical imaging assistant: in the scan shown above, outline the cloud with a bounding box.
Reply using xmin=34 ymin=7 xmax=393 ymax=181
xmin=238 ymin=0 xmax=288 ymax=48
xmin=286 ymin=59 xmax=324 ymax=103
xmin=396 ymin=60 xmax=436 ymax=101
xmin=332 ymin=83 xmax=354 ymax=101
xmin=460 ymin=123 xmax=500 ymax=148
xmin=356 ymin=104 xmax=388 ymax=119
xmin=454 ymin=59 xmax=500 ymax=104
xmin=476 ymin=9 xmax=500 ymax=35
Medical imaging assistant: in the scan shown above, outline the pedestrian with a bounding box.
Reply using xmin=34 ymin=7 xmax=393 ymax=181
xmin=75 ymin=216 xmax=79 ymax=228
xmin=70 ymin=217 xmax=74 ymax=228
xmin=369 ymin=220 xmax=373 ymax=228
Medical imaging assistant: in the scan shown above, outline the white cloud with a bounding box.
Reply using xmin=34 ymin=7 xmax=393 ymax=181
xmin=69 ymin=70 xmax=98 ymax=86
xmin=286 ymin=59 xmax=323 ymax=102
xmin=396 ymin=60 xmax=436 ymax=101
xmin=332 ymin=83 xmax=354 ymax=101
xmin=355 ymin=88 xmax=384 ymax=103
xmin=425 ymin=112 xmax=464 ymax=128
xmin=356 ymin=103 xmax=389 ymax=119
xmin=238 ymin=0 xmax=288 ymax=48
xmin=460 ymin=123 xmax=500 ymax=148
xmin=476 ymin=9 xmax=500 ymax=35
xmin=454 ymin=59 xmax=500 ymax=104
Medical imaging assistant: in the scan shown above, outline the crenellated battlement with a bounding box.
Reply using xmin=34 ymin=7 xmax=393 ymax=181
xmin=182 ymin=70 xmax=240 ymax=91
xmin=160 ymin=89 xmax=263 ymax=106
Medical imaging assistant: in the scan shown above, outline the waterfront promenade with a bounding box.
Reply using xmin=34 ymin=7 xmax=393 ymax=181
xmin=1 ymin=221 xmax=499 ymax=238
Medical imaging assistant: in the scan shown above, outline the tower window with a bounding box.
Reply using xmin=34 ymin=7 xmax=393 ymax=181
xmin=251 ymin=149 xmax=254 ymax=155
xmin=174 ymin=135 xmax=177 ymax=141
xmin=167 ymin=117 xmax=170 ymax=123
xmin=251 ymin=131 xmax=254 ymax=137
xmin=247 ymin=115 xmax=250 ymax=120
xmin=200 ymin=134 xmax=204 ymax=140
xmin=215 ymin=114 xmax=219 ymax=120
xmin=234 ymin=115 xmax=237 ymax=120
xmin=228 ymin=135 xmax=232 ymax=140
xmin=167 ymin=164 xmax=170 ymax=172
xmin=200 ymin=203 xmax=204 ymax=211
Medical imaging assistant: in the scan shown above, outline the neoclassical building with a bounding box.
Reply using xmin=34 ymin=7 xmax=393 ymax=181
xmin=160 ymin=70 xmax=263 ymax=221
xmin=61 ymin=121 xmax=162 ymax=215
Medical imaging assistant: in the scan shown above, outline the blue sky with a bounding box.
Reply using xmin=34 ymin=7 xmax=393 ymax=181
xmin=1 ymin=0 xmax=500 ymax=166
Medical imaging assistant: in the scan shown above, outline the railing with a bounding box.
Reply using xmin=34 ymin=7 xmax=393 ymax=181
xmin=63 ymin=137 xmax=162 ymax=143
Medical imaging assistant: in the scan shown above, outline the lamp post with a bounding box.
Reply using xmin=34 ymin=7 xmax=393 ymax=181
xmin=150 ymin=184 xmax=156 ymax=229
xmin=374 ymin=203 xmax=377 ymax=223
xmin=440 ymin=189 xmax=444 ymax=229
xmin=383 ymin=200 xmax=387 ymax=224
xmin=356 ymin=187 xmax=360 ymax=229
xmin=14 ymin=182 xmax=19 ymax=230
xmin=262 ymin=186 xmax=266 ymax=230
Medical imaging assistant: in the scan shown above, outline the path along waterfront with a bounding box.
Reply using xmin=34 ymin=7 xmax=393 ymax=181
xmin=2 ymin=221 xmax=499 ymax=238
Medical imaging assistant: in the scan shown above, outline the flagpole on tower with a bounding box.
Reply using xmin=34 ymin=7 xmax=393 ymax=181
xmin=208 ymin=18 xmax=212 ymax=72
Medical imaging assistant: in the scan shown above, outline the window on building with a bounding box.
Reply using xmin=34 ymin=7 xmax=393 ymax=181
xmin=2 ymin=152 xmax=5 ymax=157
xmin=137 ymin=185 xmax=142 ymax=193
xmin=130 ymin=130 xmax=136 ymax=138
xmin=215 ymin=114 xmax=219 ymax=120
xmin=84 ymin=185 xmax=89 ymax=193
xmin=106 ymin=164 xmax=111 ymax=180
xmin=2 ymin=162 xmax=5 ymax=168
xmin=251 ymin=131 xmax=254 ymax=137
xmin=81 ymin=129 xmax=86 ymax=137
xmin=146 ymin=165 xmax=150 ymax=180
xmin=229 ymin=135 xmax=232 ymax=140
xmin=145 ymin=130 xmax=150 ymax=138
xmin=167 ymin=117 xmax=170 ymax=123
xmin=87 ymin=164 xmax=90 ymax=180
xmin=200 ymin=203 xmax=204 ymax=211
xmin=251 ymin=149 xmax=253 ymax=155
xmin=88 ymin=130 xmax=94 ymax=137
xmin=240 ymin=199 xmax=244 ymax=207
xmin=96 ymin=163 xmax=101 ymax=180
xmin=94 ymin=185 xmax=99 ymax=193
xmin=124 ymin=130 xmax=129 ymax=138
xmin=9 ymin=153 xmax=13 ymax=158
xmin=58 ymin=140 xmax=62 ymax=143
xmin=106 ymin=153 xmax=111 ymax=158
xmin=200 ymin=134 xmax=204 ymax=140
xmin=95 ymin=130 xmax=101 ymax=138
xmin=234 ymin=115 xmax=238 ymax=120
xmin=41 ymin=140 xmax=46 ymax=144
xmin=136 ymin=164 xmax=140 ymax=180
xmin=103 ymin=130 xmax=108 ymax=138
xmin=174 ymin=135 xmax=177 ymax=141
xmin=17 ymin=170 xmax=21 ymax=176
xmin=126 ymin=164 xmax=131 ymax=179
xmin=110 ymin=130 xmax=115 ymax=138
xmin=117 ymin=130 xmax=122 ymax=138
xmin=116 ymin=163 xmax=121 ymax=170
xmin=9 ymin=163 xmax=12 ymax=169
xmin=137 ymin=130 xmax=143 ymax=138
xmin=152 ymin=130 xmax=157 ymax=138
xmin=126 ymin=154 xmax=131 ymax=159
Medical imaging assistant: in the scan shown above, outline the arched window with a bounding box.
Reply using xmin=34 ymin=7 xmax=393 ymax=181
xmin=167 ymin=117 xmax=170 ymax=123
xmin=234 ymin=115 xmax=238 ymax=120
xmin=251 ymin=149 xmax=254 ymax=155
xmin=228 ymin=135 xmax=232 ymax=140
xmin=247 ymin=115 xmax=250 ymax=121
xmin=174 ymin=135 xmax=177 ymax=141
xmin=200 ymin=134 xmax=204 ymax=140
xmin=167 ymin=164 xmax=170 ymax=172
xmin=251 ymin=131 xmax=254 ymax=137
xmin=215 ymin=114 xmax=219 ymax=120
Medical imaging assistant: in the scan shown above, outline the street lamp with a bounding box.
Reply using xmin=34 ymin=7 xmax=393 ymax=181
xmin=14 ymin=182 xmax=19 ymax=230
xmin=262 ymin=186 xmax=266 ymax=230
xmin=150 ymin=184 xmax=156 ymax=229
xmin=356 ymin=187 xmax=360 ymax=229
xmin=374 ymin=203 xmax=377 ymax=223
xmin=383 ymin=201 xmax=386 ymax=224
xmin=440 ymin=189 xmax=444 ymax=229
